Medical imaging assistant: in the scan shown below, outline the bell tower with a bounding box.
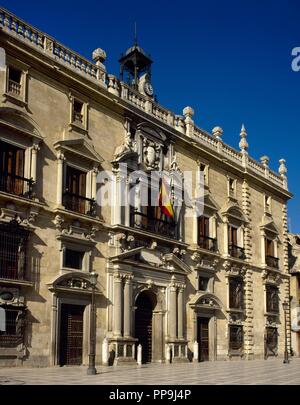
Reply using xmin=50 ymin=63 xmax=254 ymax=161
xmin=119 ymin=30 xmax=153 ymax=97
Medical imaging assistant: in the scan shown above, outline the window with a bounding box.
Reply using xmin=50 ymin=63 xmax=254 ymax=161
xmin=265 ymin=238 xmax=278 ymax=268
xmin=265 ymin=195 xmax=272 ymax=213
xmin=229 ymin=325 xmax=243 ymax=352
xmin=0 ymin=221 xmax=29 ymax=281
xmin=199 ymin=163 xmax=208 ymax=187
xmin=228 ymin=178 xmax=236 ymax=197
xmin=0 ymin=307 xmax=25 ymax=348
xmin=8 ymin=66 xmax=22 ymax=96
xmin=73 ymin=99 xmax=84 ymax=124
xmin=64 ymin=249 xmax=84 ymax=270
xmin=63 ymin=166 xmax=94 ymax=215
xmin=0 ymin=140 xmax=32 ymax=197
xmin=266 ymin=285 xmax=279 ymax=313
xmin=199 ymin=277 xmax=209 ymax=291
xmin=265 ymin=327 xmax=278 ymax=354
xmin=229 ymin=277 xmax=243 ymax=309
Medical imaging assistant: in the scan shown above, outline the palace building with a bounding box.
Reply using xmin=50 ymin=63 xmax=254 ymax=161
xmin=0 ymin=7 xmax=293 ymax=367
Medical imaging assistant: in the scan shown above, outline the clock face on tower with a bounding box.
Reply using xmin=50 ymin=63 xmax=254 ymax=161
xmin=144 ymin=81 xmax=154 ymax=97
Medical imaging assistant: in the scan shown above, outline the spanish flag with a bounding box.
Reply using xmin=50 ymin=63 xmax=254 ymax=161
xmin=159 ymin=178 xmax=175 ymax=220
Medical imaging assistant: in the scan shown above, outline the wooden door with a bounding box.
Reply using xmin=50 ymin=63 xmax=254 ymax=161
xmin=59 ymin=304 xmax=84 ymax=366
xmin=135 ymin=293 xmax=153 ymax=363
xmin=198 ymin=317 xmax=209 ymax=362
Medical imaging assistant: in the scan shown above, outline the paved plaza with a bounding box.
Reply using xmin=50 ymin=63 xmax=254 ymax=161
xmin=0 ymin=358 xmax=299 ymax=385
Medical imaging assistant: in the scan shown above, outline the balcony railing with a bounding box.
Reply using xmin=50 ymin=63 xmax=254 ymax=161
xmin=229 ymin=244 xmax=246 ymax=260
xmin=198 ymin=235 xmax=218 ymax=252
xmin=0 ymin=221 xmax=29 ymax=281
xmin=63 ymin=190 xmax=96 ymax=216
xmin=130 ymin=211 xmax=177 ymax=239
xmin=0 ymin=172 xmax=34 ymax=198
xmin=8 ymin=79 xmax=21 ymax=96
xmin=266 ymin=255 xmax=279 ymax=269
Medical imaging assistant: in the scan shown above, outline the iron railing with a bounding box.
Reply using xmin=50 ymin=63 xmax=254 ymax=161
xmin=63 ymin=190 xmax=96 ymax=216
xmin=266 ymin=255 xmax=279 ymax=269
xmin=130 ymin=211 xmax=177 ymax=239
xmin=198 ymin=235 xmax=218 ymax=252
xmin=0 ymin=172 xmax=34 ymax=198
xmin=0 ymin=308 xmax=24 ymax=348
xmin=229 ymin=244 xmax=246 ymax=260
xmin=0 ymin=221 xmax=29 ymax=281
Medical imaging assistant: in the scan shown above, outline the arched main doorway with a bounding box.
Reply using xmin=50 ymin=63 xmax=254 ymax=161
xmin=135 ymin=291 xmax=156 ymax=363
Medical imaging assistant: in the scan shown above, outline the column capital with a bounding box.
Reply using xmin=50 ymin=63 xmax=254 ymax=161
xmin=32 ymin=143 xmax=41 ymax=152
xmin=57 ymin=151 xmax=65 ymax=161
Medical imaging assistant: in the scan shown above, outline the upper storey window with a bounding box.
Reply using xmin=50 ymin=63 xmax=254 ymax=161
xmin=73 ymin=99 xmax=84 ymax=125
xmin=198 ymin=216 xmax=217 ymax=252
xmin=69 ymin=94 xmax=88 ymax=135
xmin=228 ymin=225 xmax=245 ymax=260
xmin=0 ymin=140 xmax=33 ymax=198
xmin=8 ymin=67 xmax=22 ymax=96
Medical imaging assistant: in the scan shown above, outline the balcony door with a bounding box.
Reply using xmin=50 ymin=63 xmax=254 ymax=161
xmin=198 ymin=216 xmax=210 ymax=249
xmin=0 ymin=141 xmax=25 ymax=195
xmin=64 ymin=166 xmax=87 ymax=214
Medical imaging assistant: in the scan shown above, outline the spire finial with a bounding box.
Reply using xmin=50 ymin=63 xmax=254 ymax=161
xmin=239 ymin=123 xmax=248 ymax=153
xmin=134 ymin=22 xmax=138 ymax=46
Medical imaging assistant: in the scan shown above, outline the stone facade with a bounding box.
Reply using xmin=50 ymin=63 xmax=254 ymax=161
xmin=289 ymin=233 xmax=300 ymax=357
xmin=0 ymin=7 xmax=293 ymax=367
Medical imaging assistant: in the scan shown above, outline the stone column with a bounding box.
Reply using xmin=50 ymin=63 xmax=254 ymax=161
xmin=261 ymin=230 xmax=266 ymax=266
xmin=56 ymin=152 xmax=65 ymax=207
xmin=113 ymin=274 xmax=123 ymax=337
xmin=123 ymin=275 xmax=133 ymax=338
xmin=31 ymin=143 xmax=40 ymax=182
xmin=169 ymin=280 xmax=178 ymax=339
xmin=91 ymin=167 xmax=98 ymax=200
xmin=223 ymin=217 xmax=229 ymax=256
xmin=177 ymin=286 xmax=185 ymax=340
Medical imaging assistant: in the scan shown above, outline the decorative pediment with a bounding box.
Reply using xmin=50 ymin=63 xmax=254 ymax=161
xmin=260 ymin=216 xmax=280 ymax=235
xmin=110 ymin=247 xmax=191 ymax=274
xmin=0 ymin=107 xmax=44 ymax=141
xmin=189 ymin=292 xmax=223 ymax=310
xmin=204 ymin=192 xmax=220 ymax=212
xmin=48 ymin=272 xmax=99 ymax=293
xmin=221 ymin=200 xmax=248 ymax=223
xmin=54 ymin=139 xmax=104 ymax=165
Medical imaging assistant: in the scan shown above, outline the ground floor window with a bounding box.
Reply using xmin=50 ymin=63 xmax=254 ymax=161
xmin=229 ymin=325 xmax=243 ymax=354
xmin=0 ymin=306 xmax=25 ymax=348
xmin=265 ymin=327 xmax=278 ymax=356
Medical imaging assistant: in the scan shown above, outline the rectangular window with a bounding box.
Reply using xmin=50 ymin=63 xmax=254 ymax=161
xmin=0 ymin=140 xmax=26 ymax=196
xmin=199 ymin=277 xmax=209 ymax=291
xmin=8 ymin=66 xmax=22 ymax=96
xmin=265 ymin=327 xmax=278 ymax=355
xmin=265 ymin=239 xmax=274 ymax=257
xmin=0 ymin=307 xmax=25 ymax=348
xmin=229 ymin=277 xmax=243 ymax=309
xmin=265 ymin=195 xmax=271 ymax=213
xmin=229 ymin=178 xmax=236 ymax=197
xmin=199 ymin=163 xmax=208 ymax=186
xmin=198 ymin=216 xmax=216 ymax=251
xmin=73 ymin=99 xmax=84 ymax=124
xmin=63 ymin=166 xmax=87 ymax=214
xmin=229 ymin=325 xmax=243 ymax=352
xmin=266 ymin=285 xmax=279 ymax=313
xmin=64 ymin=249 xmax=84 ymax=270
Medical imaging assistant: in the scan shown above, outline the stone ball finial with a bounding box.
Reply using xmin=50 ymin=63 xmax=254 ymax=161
xmin=92 ymin=48 xmax=107 ymax=65
xmin=183 ymin=106 xmax=194 ymax=117
xmin=212 ymin=126 xmax=223 ymax=139
xmin=279 ymin=159 xmax=287 ymax=176
xmin=260 ymin=155 xmax=270 ymax=167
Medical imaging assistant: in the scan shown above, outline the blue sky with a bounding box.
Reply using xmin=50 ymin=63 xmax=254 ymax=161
xmin=2 ymin=0 xmax=300 ymax=232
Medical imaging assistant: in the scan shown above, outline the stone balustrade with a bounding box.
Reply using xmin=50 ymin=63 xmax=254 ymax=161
xmin=0 ymin=6 xmax=287 ymax=191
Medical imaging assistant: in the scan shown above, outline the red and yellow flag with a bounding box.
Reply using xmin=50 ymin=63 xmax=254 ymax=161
xmin=159 ymin=178 xmax=175 ymax=220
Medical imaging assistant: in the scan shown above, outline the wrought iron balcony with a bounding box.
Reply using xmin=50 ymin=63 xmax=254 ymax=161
xmin=63 ymin=190 xmax=96 ymax=216
xmin=8 ymin=79 xmax=21 ymax=96
xmin=130 ymin=211 xmax=177 ymax=239
xmin=0 ymin=221 xmax=29 ymax=281
xmin=229 ymin=244 xmax=246 ymax=260
xmin=266 ymin=255 xmax=279 ymax=269
xmin=0 ymin=172 xmax=34 ymax=199
xmin=198 ymin=235 xmax=218 ymax=252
